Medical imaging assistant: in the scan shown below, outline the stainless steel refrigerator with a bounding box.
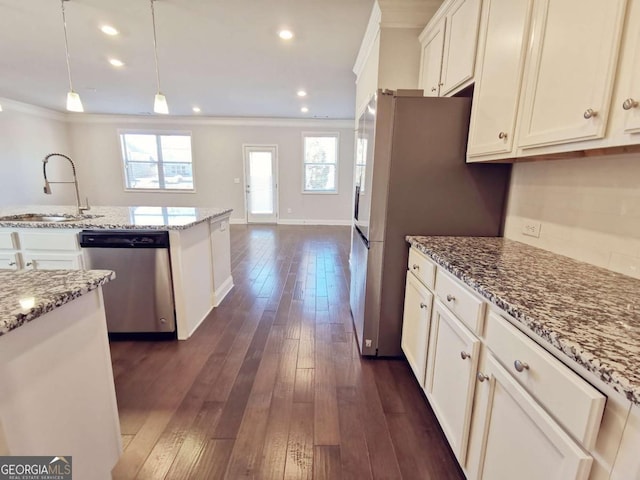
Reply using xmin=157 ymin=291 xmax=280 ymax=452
xmin=349 ymin=89 xmax=511 ymax=356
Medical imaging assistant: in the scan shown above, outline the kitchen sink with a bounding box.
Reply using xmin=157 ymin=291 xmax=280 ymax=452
xmin=0 ymin=213 xmax=103 ymax=223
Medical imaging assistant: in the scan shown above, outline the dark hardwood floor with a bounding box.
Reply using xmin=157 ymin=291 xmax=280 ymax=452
xmin=109 ymin=224 xmax=464 ymax=480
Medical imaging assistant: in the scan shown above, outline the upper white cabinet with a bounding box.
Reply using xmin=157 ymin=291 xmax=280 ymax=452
xmin=419 ymin=0 xmax=482 ymax=97
xmin=420 ymin=22 xmax=446 ymax=97
xmin=517 ymin=0 xmax=627 ymax=149
xmin=467 ymin=0 xmax=534 ymax=160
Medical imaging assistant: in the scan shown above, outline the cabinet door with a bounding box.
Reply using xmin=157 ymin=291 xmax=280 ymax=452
xmin=424 ymin=300 xmax=480 ymax=465
xmin=440 ymin=0 xmax=482 ymax=96
xmin=401 ymin=273 xmax=433 ymax=387
xmin=24 ymin=253 xmax=83 ymax=270
xmin=467 ymin=0 xmax=534 ymax=160
xmin=518 ymin=0 xmax=627 ymax=149
xmin=469 ymin=353 xmax=593 ymax=480
xmin=620 ymin=8 xmax=640 ymax=135
xmin=0 ymin=253 xmax=20 ymax=270
xmin=419 ymin=20 xmax=446 ymax=97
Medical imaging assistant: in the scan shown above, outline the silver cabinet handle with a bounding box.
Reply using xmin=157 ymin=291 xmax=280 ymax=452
xmin=446 ymin=294 xmax=455 ymax=302
xmin=438 ymin=82 xmax=444 ymax=87
xmin=623 ymin=98 xmax=638 ymax=110
xmin=419 ymin=302 xmax=428 ymax=309
xmin=8 ymin=261 xmax=16 ymax=266
xmin=514 ymin=359 xmax=530 ymax=372
xmin=460 ymin=351 xmax=470 ymax=360
xmin=412 ymin=264 xmax=420 ymax=271
xmin=477 ymin=372 xmax=489 ymax=382
xmin=26 ymin=261 xmax=33 ymax=267
xmin=583 ymin=108 xmax=598 ymax=119
xmin=498 ymin=131 xmax=507 ymax=139
xmin=431 ymin=87 xmax=437 ymax=93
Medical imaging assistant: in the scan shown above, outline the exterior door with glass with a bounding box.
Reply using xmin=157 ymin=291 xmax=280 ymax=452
xmin=243 ymin=145 xmax=278 ymax=223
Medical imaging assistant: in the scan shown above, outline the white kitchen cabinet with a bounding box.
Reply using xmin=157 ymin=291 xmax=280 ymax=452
xmin=467 ymin=0 xmax=534 ymax=161
xmin=419 ymin=0 xmax=481 ymax=98
xmin=439 ymin=0 xmax=482 ymax=96
xmin=0 ymin=253 xmax=19 ymax=270
xmin=467 ymin=352 xmax=593 ymax=480
xmin=517 ymin=0 xmax=627 ymax=150
xmin=401 ymin=272 xmax=433 ymax=387
xmin=0 ymin=228 xmax=83 ymax=271
xmin=424 ymin=299 xmax=480 ymax=465
xmin=23 ymin=253 xmax=84 ymax=271
xmin=419 ymin=21 xmax=446 ymax=97
xmin=610 ymin=405 xmax=640 ymax=480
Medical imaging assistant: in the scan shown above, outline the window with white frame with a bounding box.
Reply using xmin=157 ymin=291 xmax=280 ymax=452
xmin=302 ymin=133 xmax=339 ymax=193
xmin=120 ymin=132 xmax=194 ymax=191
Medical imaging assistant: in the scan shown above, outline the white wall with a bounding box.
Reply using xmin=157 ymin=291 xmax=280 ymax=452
xmin=66 ymin=116 xmax=354 ymax=224
xmin=504 ymin=152 xmax=640 ymax=279
xmin=0 ymin=99 xmax=75 ymax=206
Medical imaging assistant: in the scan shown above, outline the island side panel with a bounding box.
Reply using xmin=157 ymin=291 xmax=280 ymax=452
xmin=210 ymin=215 xmax=233 ymax=306
xmin=0 ymin=289 xmax=121 ymax=480
xmin=169 ymin=222 xmax=215 ymax=340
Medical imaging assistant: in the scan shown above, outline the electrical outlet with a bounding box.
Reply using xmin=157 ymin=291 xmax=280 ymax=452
xmin=287 ymin=208 xmax=292 ymax=213
xmin=365 ymin=339 xmax=372 ymax=348
xmin=233 ymin=178 xmax=240 ymax=184
xmin=522 ymin=220 xmax=542 ymax=238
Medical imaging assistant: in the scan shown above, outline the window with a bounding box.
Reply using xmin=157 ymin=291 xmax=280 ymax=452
xmin=120 ymin=132 xmax=194 ymax=191
xmin=302 ymin=133 xmax=339 ymax=193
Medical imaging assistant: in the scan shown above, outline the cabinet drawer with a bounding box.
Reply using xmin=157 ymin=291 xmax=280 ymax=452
xmin=408 ymin=247 xmax=436 ymax=289
xmin=485 ymin=310 xmax=606 ymax=450
xmin=25 ymin=253 xmax=83 ymax=270
xmin=0 ymin=231 xmax=17 ymax=250
xmin=20 ymin=231 xmax=79 ymax=251
xmin=435 ymin=269 xmax=484 ymax=334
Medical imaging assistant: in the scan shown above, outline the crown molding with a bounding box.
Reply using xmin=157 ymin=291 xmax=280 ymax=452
xmin=353 ymin=2 xmax=382 ymax=80
xmin=0 ymin=97 xmax=66 ymax=122
xmin=65 ymin=113 xmax=354 ymax=129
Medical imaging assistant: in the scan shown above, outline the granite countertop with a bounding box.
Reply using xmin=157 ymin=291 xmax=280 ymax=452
xmin=406 ymin=235 xmax=640 ymax=406
xmin=0 ymin=205 xmax=233 ymax=230
xmin=0 ymin=269 xmax=115 ymax=336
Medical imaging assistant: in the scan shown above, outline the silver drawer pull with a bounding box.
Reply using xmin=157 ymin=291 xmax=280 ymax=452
xmin=446 ymin=294 xmax=455 ymax=302
xmin=26 ymin=261 xmax=33 ymax=267
xmin=514 ymin=359 xmax=530 ymax=372
xmin=583 ymin=108 xmax=598 ymax=119
xmin=8 ymin=261 xmax=16 ymax=266
xmin=477 ymin=372 xmax=489 ymax=382
xmin=498 ymin=131 xmax=507 ymax=139
xmin=460 ymin=351 xmax=470 ymax=360
xmin=419 ymin=302 xmax=428 ymax=309
xmin=623 ymin=98 xmax=638 ymax=110
xmin=412 ymin=264 xmax=420 ymax=271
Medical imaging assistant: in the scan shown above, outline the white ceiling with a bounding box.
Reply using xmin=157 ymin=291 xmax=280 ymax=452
xmin=0 ymin=0 xmax=374 ymax=118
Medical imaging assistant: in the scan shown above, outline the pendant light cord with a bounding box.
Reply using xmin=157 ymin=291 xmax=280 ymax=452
xmin=150 ymin=0 xmax=162 ymax=94
xmin=60 ymin=0 xmax=74 ymax=92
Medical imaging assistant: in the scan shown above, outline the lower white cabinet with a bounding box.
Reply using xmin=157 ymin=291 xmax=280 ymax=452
xmin=0 ymin=228 xmax=83 ymax=271
xmin=0 ymin=253 xmax=20 ymax=270
xmin=401 ymin=272 xmax=433 ymax=387
xmin=425 ymin=299 xmax=481 ymax=465
xmin=23 ymin=253 xmax=84 ymax=270
xmin=467 ymin=352 xmax=593 ymax=480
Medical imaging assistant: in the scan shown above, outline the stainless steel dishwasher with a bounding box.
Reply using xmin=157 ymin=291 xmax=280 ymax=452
xmin=79 ymin=230 xmax=176 ymax=339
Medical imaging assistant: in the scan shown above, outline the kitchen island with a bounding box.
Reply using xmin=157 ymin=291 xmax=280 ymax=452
xmin=0 ymin=269 xmax=120 ymax=480
xmin=0 ymin=205 xmax=234 ymax=339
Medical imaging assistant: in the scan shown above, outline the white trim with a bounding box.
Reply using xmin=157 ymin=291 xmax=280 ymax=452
xmin=183 ymin=306 xmax=214 ymax=340
xmin=213 ymin=276 xmax=234 ymax=307
xmin=66 ymin=113 xmax=354 ymax=128
xmin=278 ymin=219 xmax=352 ymax=226
xmin=353 ymin=3 xmax=383 ymax=79
xmin=301 ymin=131 xmax=340 ymax=194
xmin=0 ymin=97 xmax=66 ymax=121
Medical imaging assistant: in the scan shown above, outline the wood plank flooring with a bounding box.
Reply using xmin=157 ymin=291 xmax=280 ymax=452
xmin=110 ymin=224 xmax=464 ymax=480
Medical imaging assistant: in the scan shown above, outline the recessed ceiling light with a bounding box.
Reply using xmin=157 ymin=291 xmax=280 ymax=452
xmin=108 ymin=58 xmax=124 ymax=67
xmin=192 ymin=107 xmax=201 ymax=113
xmin=297 ymin=90 xmax=307 ymax=97
xmin=100 ymin=25 xmax=119 ymax=36
xmin=279 ymin=30 xmax=294 ymax=40
xmin=301 ymin=107 xmax=309 ymax=113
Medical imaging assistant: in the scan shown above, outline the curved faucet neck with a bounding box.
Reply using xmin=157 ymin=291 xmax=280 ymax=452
xmin=42 ymin=153 xmax=88 ymax=216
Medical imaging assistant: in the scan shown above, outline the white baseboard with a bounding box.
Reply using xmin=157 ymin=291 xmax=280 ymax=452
xmin=181 ymin=305 xmax=214 ymax=340
xmin=213 ymin=276 xmax=234 ymax=307
xmin=278 ymin=219 xmax=351 ymax=226
xmin=229 ymin=218 xmax=247 ymax=225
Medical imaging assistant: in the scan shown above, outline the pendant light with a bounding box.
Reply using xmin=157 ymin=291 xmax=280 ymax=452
xmin=150 ymin=0 xmax=169 ymax=114
xmin=60 ymin=0 xmax=83 ymax=112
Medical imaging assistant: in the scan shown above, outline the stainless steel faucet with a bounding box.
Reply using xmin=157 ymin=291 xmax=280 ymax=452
xmin=42 ymin=153 xmax=90 ymax=216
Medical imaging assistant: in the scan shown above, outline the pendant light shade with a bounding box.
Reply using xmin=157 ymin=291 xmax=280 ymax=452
xmin=60 ymin=0 xmax=83 ymax=112
xmin=150 ymin=0 xmax=169 ymax=114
